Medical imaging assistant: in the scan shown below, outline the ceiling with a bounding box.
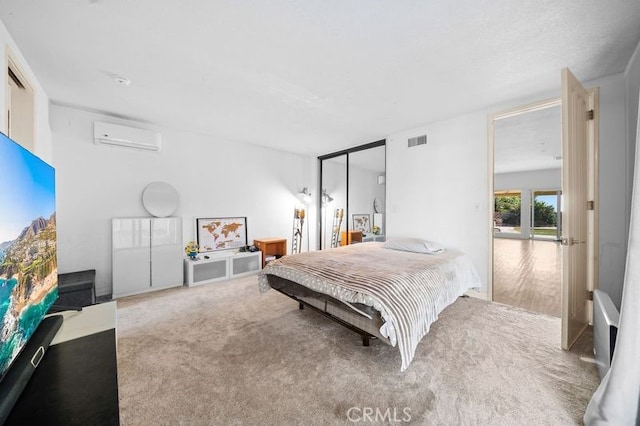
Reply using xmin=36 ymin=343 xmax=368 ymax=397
xmin=322 ymin=143 xmax=386 ymax=174
xmin=494 ymin=104 xmax=562 ymax=174
xmin=2 ymin=1 xmax=640 ymax=157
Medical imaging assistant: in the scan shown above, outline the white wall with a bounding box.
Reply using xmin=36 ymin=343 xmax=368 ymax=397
xmin=0 ymin=19 xmax=52 ymax=161
xmin=386 ymin=110 xmax=489 ymax=293
xmin=386 ymin=73 xmax=629 ymax=304
xmin=594 ymin=73 xmax=629 ymax=308
xmin=494 ymin=168 xmax=561 ymax=191
xmin=51 ymin=105 xmax=316 ymax=296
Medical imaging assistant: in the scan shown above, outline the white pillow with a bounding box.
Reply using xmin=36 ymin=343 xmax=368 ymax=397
xmin=382 ymin=237 xmax=446 ymax=254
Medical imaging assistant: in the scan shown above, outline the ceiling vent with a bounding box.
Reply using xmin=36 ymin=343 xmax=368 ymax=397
xmin=408 ymin=134 xmax=427 ymax=148
xmin=94 ymin=121 xmax=161 ymax=152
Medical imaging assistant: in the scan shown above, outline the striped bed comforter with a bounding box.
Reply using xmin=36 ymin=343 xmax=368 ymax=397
xmin=258 ymin=242 xmax=481 ymax=371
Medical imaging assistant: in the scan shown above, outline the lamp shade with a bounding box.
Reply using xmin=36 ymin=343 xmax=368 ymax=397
xmin=298 ymin=187 xmax=312 ymax=204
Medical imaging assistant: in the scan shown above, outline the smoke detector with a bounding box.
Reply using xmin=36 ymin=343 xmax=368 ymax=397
xmin=112 ymin=74 xmax=131 ymax=86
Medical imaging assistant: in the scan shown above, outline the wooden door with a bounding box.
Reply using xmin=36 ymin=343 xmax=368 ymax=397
xmin=561 ymin=67 xmax=596 ymax=350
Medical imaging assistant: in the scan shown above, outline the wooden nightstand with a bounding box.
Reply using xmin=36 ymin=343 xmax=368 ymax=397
xmin=254 ymin=238 xmax=287 ymax=268
xmin=340 ymin=230 xmax=363 ymax=246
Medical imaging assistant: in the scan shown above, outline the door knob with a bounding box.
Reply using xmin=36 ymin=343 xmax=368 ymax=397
xmin=561 ymin=237 xmax=585 ymax=246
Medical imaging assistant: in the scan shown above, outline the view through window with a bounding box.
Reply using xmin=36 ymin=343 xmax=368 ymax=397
xmin=494 ymin=191 xmax=521 ymax=234
xmin=532 ymin=190 xmax=560 ymax=240
xmin=494 ymin=189 xmax=560 ymax=239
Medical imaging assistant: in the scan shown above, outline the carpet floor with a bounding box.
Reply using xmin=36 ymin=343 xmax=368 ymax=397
xmin=116 ymin=275 xmax=599 ymax=425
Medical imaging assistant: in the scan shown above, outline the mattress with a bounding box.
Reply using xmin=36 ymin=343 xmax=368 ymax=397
xmin=259 ymin=242 xmax=481 ymax=371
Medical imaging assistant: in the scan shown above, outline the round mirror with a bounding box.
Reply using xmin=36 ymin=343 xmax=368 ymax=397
xmin=142 ymin=182 xmax=179 ymax=217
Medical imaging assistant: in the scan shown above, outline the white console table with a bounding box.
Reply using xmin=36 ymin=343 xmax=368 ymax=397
xmin=361 ymin=234 xmax=386 ymax=243
xmin=50 ymin=301 xmax=117 ymax=345
xmin=184 ymin=250 xmax=262 ymax=286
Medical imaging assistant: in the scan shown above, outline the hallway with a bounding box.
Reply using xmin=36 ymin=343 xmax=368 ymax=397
xmin=493 ymin=238 xmax=562 ymax=317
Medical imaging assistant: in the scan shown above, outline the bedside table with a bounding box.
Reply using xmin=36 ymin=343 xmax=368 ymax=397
xmin=254 ymin=238 xmax=287 ymax=268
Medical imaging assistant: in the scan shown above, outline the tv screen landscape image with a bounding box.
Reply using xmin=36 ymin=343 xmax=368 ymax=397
xmin=0 ymin=132 xmax=57 ymax=381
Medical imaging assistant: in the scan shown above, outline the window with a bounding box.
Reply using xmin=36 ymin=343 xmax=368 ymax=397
xmin=494 ymin=190 xmax=521 ymax=234
xmin=531 ymin=190 xmax=561 ymax=240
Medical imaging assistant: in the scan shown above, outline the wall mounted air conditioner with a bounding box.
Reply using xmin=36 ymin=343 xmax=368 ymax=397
xmin=94 ymin=121 xmax=161 ymax=152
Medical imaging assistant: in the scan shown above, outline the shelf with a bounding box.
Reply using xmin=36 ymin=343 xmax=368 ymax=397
xmin=361 ymin=234 xmax=386 ymax=243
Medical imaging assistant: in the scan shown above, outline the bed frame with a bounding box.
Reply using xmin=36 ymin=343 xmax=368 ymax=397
xmin=265 ymin=274 xmax=391 ymax=347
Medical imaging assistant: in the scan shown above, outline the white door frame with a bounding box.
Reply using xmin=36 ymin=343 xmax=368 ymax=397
xmin=487 ymin=97 xmax=561 ymax=302
xmin=5 ymin=47 xmax=36 ymax=152
xmin=487 ymin=93 xmax=598 ymax=308
xmin=561 ymin=69 xmax=599 ymax=349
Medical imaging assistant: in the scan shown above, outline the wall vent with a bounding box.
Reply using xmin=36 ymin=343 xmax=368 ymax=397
xmin=408 ymin=134 xmax=427 ymax=147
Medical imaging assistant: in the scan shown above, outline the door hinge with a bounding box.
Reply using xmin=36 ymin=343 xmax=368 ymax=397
xmin=587 ymin=109 xmax=594 ymax=120
xmin=587 ymin=200 xmax=595 ymax=210
xmin=587 ymin=290 xmax=593 ymax=301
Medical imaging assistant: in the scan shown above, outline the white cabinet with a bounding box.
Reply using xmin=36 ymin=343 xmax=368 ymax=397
xmin=184 ymin=251 xmax=261 ymax=287
xmin=112 ymin=217 xmax=183 ymax=298
xmin=362 ymin=234 xmax=386 ymax=243
xmin=230 ymin=252 xmax=262 ymax=277
xmin=186 ymin=256 xmax=228 ymax=286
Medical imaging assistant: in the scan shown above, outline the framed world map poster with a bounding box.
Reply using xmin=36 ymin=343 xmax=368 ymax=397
xmin=196 ymin=216 xmax=248 ymax=252
xmin=352 ymin=214 xmax=371 ymax=233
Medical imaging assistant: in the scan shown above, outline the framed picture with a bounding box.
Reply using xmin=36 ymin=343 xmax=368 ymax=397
xmin=352 ymin=214 xmax=371 ymax=233
xmin=196 ymin=217 xmax=248 ymax=252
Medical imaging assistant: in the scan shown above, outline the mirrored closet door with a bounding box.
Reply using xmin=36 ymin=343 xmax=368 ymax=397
xmin=320 ymin=155 xmax=347 ymax=249
xmin=318 ymin=140 xmax=386 ymax=250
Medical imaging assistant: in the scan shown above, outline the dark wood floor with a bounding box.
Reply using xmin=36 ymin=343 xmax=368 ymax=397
xmin=493 ymin=237 xmax=562 ymax=317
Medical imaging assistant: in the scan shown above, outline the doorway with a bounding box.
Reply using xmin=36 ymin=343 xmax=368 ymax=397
xmin=489 ymin=69 xmax=598 ymax=350
xmin=491 ymin=101 xmax=563 ymax=317
xmin=5 ymin=51 xmax=35 ymax=151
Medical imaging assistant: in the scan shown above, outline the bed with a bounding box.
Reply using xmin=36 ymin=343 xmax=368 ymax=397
xmin=258 ymin=239 xmax=482 ymax=371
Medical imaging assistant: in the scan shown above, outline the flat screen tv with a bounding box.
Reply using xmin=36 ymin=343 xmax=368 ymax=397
xmin=0 ymin=132 xmax=60 ymax=420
